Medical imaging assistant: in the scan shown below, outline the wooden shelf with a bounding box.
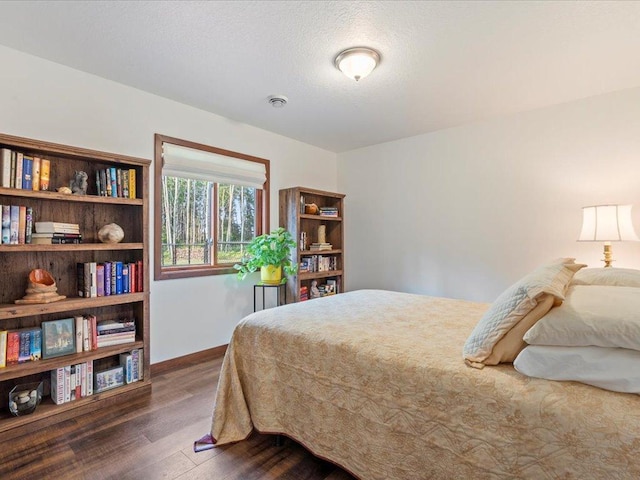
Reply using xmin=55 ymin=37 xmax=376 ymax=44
xmin=0 ymin=293 xmax=147 ymax=320
xmin=0 ymin=380 xmax=151 ymax=434
xmin=299 ymin=270 xmax=343 ymax=281
xmin=0 ymin=186 xmax=143 ymax=205
xmin=300 ymin=214 xmax=342 ymax=221
xmin=0 ymin=242 xmax=144 ymax=252
xmin=0 ymin=340 xmax=144 ymax=381
xmin=300 ymin=249 xmax=342 ymax=255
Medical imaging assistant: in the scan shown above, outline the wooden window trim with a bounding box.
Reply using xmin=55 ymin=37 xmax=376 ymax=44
xmin=154 ymin=134 xmax=270 ymax=281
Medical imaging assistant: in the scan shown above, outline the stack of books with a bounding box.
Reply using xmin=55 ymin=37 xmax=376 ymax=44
xmin=34 ymin=221 xmax=82 ymax=244
xmin=299 ymin=286 xmax=309 ymax=301
xmin=310 ymin=242 xmax=332 ymax=251
xmin=319 ymin=207 xmax=338 ymax=217
xmin=96 ymin=320 xmax=136 ymax=348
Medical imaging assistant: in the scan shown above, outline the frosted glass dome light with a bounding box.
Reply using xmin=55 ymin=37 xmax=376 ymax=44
xmin=334 ymin=47 xmax=380 ymax=82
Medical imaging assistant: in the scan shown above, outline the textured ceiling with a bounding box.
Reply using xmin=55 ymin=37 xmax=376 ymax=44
xmin=0 ymin=1 xmax=639 ymax=152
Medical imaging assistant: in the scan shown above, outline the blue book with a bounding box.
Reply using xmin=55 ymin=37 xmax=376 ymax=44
xmin=1 ymin=205 xmax=10 ymax=244
xmin=25 ymin=206 xmax=33 ymax=244
xmin=22 ymin=156 xmax=33 ymax=190
xmin=122 ymin=264 xmax=129 ymax=293
xmin=114 ymin=261 xmax=123 ymax=294
xmin=18 ymin=330 xmax=31 ymax=363
xmin=109 ymin=167 xmax=117 ymax=198
xmin=104 ymin=261 xmax=112 ymax=296
xmin=30 ymin=328 xmax=42 ymax=360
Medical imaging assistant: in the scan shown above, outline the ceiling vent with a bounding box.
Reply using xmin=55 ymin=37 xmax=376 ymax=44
xmin=268 ymin=95 xmax=288 ymax=108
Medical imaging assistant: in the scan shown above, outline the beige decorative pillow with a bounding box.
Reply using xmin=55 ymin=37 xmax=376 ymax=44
xmin=524 ymin=285 xmax=640 ymax=351
xmin=463 ymin=259 xmax=585 ymax=369
xmin=571 ymin=268 xmax=640 ymax=287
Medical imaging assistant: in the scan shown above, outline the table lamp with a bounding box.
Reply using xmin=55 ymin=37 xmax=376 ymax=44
xmin=578 ymin=204 xmax=639 ymax=267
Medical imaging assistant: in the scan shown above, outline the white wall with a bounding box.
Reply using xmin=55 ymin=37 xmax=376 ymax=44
xmin=338 ymin=87 xmax=640 ymax=303
xmin=0 ymin=45 xmax=337 ymax=363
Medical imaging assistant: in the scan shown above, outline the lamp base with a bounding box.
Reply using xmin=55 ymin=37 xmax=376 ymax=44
xmin=602 ymin=242 xmax=613 ymax=268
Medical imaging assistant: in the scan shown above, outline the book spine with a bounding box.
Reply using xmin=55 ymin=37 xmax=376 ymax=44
xmin=131 ymin=348 xmax=140 ymax=382
xmin=9 ymin=205 xmax=19 ymax=244
xmin=90 ymin=315 xmax=97 ymax=351
xmin=63 ymin=365 xmax=71 ymax=403
xmin=96 ymin=264 xmax=105 ymax=297
xmin=77 ymin=262 xmax=85 ymax=297
xmin=1 ymin=205 xmax=10 ymax=244
xmin=81 ymin=362 xmax=87 ymax=398
xmin=128 ymin=168 xmax=136 ymax=199
xmin=24 ymin=206 xmax=33 ymax=244
xmin=51 ymin=368 xmax=65 ymax=405
xmin=86 ymin=360 xmax=93 ymax=396
xmin=18 ymin=330 xmax=31 ymax=363
xmin=115 ymin=261 xmax=123 ymax=294
xmin=14 ymin=152 xmax=23 ymax=189
xmin=83 ymin=263 xmax=91 ymax=298
xmin=96 ymin=337 xmax=135 ymax=348
xmin=96 ymin=326 xmax=136 ymax=335
xmin=0 ymin=330 xmax=6 ymax=368
xmin=6 ymin=331 xmax=19 ymax=364
xmin=110 ymin=261 xmax=117 ymax=294
xmin=75 ymin=316 xmax=83 ymax=353
xmin=120 ymin=353 xmax=133 ymax=384
xmin=70 ymin=365 xmax=76 ymax=401
xmin=129 ymin=262 xmax=136 ymax=293
xmin=40 ymin=159 xmax=50 ymax=191
xmin=0 ymin=148 xmax=11 ymax=188
xmin=138 ymin=348 xmax=144 ymax=380
xmin=30 ymin=328 xmax=42 ymax=361
xmin=32 ymin=156 xmax=41 ymax=190
xmin=104 ymin=261 xmax=112 ymax=296
xmin=83 ymin=317 xmax=90 ymax=352
xmin=9 ymin=151 xmax=16 ymax=188
xmin=90 ymin=262 xmax=97 ymax=298
xmin=100 ymin=169 xmax=107 ymax=196
xmin=136 ymin=259 xmax=143 ymax=292
xmin=96 ymin=321 xmax=135 ymax=331
xmin=122 ymin=263 xmax=129 ymax=294
xmin=116 ymin=168 xmax=123 ymax=197
xmin=122 ymin=170 xmax=129 ymax=198
xmin=22 ymin=156 xmax=33 ymax=190
xmin=17 ymin=206 xmax=26 ymax=244
xmin=109 ymin=167 xmax=117 ymax=198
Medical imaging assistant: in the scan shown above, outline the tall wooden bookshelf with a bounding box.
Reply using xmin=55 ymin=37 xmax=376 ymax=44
xmin=0 ymin=133 xmax=150 ymax=435
xmin=279 ymin=187 xmax=345 ymax=303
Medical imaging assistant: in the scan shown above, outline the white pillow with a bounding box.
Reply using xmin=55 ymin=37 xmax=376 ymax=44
xmin=523 ymin=285 xmax=640 ymax=351
xmin=463 ymin=259 xmax=584 ymax=368
xmin=514 ymin=345 xmax=640 ymax=394
xmin=571 ymin=267 xmax=640 ymax=287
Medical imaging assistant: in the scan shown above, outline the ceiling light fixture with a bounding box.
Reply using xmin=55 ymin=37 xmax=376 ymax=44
xmin=268 ymin=95 xmax=288 ymax=108
xmin=334 ymin=47 xmax=380 ymax=82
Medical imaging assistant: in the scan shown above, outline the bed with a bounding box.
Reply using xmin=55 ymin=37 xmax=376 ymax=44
xmin=210 ymin=288 xmax=640 ymax=479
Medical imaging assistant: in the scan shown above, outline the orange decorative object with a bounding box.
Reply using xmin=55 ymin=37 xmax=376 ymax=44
xmin=15 ymin=269 xmax=66 ymax=304
xmin=305 ymin=203 xmax=319 ymax=215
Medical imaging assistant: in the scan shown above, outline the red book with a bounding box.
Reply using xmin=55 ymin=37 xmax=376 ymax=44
xmin=129 ymin=263 xmax=137 ymax=293
xmin=136 ymin=260 xmax=143 ymax=292
xmin=6 ymin=331 xmax=20 ymax=364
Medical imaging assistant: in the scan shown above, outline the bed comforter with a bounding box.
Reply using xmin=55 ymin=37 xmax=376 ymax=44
xmin=210 ymin=289 xmax=640 ymax=479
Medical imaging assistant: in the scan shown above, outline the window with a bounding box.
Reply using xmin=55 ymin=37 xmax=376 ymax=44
xmin=154 ymin=134 xmax=269 ymax=280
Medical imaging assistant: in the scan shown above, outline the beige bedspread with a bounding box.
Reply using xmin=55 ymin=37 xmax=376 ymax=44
xmin=210 ymin=290 xmax=640 ymax=479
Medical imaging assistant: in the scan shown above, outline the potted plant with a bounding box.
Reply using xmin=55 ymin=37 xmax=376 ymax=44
xmin=234 ymin=227 xmax=298 ymax=284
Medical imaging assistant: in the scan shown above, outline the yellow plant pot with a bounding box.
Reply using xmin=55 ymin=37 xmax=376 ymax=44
xmin=260 ymin=265 xmax=282 ymax=285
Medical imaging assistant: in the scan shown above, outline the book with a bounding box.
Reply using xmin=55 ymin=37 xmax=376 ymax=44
xmin=122 ymin=263 xmax=129 ymax=293
xmin=97 ymin=320 xmax=136 ymax=332
xmin=34 ymin=221 xmax=80 ymax=234
xmin=86 ymin=361 xmax=94 ymax=396
xmin=114 ymin=261 xmax=123 ymax=294
xmin=100 ymin=169 xmax=107 ymax=196
xmin=39 ymin=158 xmax=50 ymax=191
xmin=31 ymin=234 xmax=82 ymax=245
xmin=0 ymin=330 xmax=6 ymax=368
xmin=116 ymin=168 xmax=123 ymax=197
xmin=131 ymin=348 xmax=140 ymax=382
xmin=21 ymin=156 xmax=33 ymax=190
xmin=9 ymin=151 xmax=16 ymax=188
xmin=75 ymin=316 xmax=83 ymax=353
xmin=109 ymin=167 xmax=117 ymax=198
xmin=104 ymin=262 xmax=112 ymax=296
xmin=32 ymin=157 xmax=41 ymax=190
xmin=0 ymin=148 xmax=11 ymax=188
xmin=25 ymin=206 xmax=33 ymax=244
xmin=120 ymin=353 xmax=133 ymax=384
xmin=96 ymin=335 xmax=135 ymax=348
xmin=122 ymin=169 xmax=129 ymax=198
xmin=6 ymin=331 xmax=20 ymax=364
xmin=9 ymin=205 xmax=19 ymax=244
xmin=96 ymin=264 xmax=105 ymax=296
xmin=18 ymin=206 xmax=26 ymax=244
xmin=136 ymin=259 xmax=143 ymax=292
xmin=1 ymin=205 xmax=10 ymax=244
xmin=30 ymin=328 xmax=42 ymax=360
xmin=137 ymin=348 xmax=144 ymax=380
xmin=14 ymin=152 xmax=23 ymax=189
xmin=77 ymin=262 xmax=85 ymax=297
xmin=128 ymin=168 xmax=136 ymax=198
xmin=63 ymin=365 xmax=71 ymax=403
xmin=105 ymin=169 xmax=112 ymax=196
xmin=18 ymin=329 xmax=31 ymax=363
xmin=51 ymin=367 xmax=65 ymax=404
xmin=97 ymin=325 xmax=136 ymax=335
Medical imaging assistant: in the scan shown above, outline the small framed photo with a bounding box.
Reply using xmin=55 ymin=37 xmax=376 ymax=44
xmin=42 ymin=318 xmax=76 ymax=359
xmin=94 ymin=366 xmax=124 ymax=393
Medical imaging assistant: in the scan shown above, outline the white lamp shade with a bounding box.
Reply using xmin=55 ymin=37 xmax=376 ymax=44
xmin=335 ymin=47 xmax=380 ymax=82
xmin=578 ymin=205 xmax=640 ymax=242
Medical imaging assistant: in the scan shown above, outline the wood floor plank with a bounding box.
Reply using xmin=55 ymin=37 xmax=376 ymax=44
xmin=0 ymin=353 xmax=354 ymax=480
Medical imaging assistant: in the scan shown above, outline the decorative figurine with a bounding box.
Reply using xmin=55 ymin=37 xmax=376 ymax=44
xmin=310 ymin=280 xmax=320 ymax=299
xmin=70 ymin=170 xmax=88 ymax=195
xmin=98 ymin=223 xmax=124 ymax=243
xmin=15 ymin=269 xmax=66 ymax=304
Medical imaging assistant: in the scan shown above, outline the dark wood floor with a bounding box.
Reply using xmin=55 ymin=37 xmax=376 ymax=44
xmin=0 ymin=354 xmax=354 ymax=480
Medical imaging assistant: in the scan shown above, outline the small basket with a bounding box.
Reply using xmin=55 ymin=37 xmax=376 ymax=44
xmin=9 ymin=381 xmax=43 ymax=416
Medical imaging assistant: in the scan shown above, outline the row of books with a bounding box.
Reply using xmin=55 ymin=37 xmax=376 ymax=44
xmin=309 ymin=242 xmax=332 ymax=251
xmin=97 ymin=319 xmax=137 ymax=348
xmin=0 ymin=328 xmax=41 ymax=367
xmin=0 ymin=148 xmax=51 ymax=191
xmin=77 ymin=260 xmax=144 ymax=298
xmin=319 ymin=207 xmax=339 ymax=217
xmin=51 ymin=361 xmax=94 ymax=404
xmin=300 ymin=255 xmax=338 ymax=273
xmin=95 ymin=167 xmax=136 ymax=199
xmin=34 ymin=221 xmax=82 ymax=244
xmin=1 ymin=205 xmax=33 ymax=244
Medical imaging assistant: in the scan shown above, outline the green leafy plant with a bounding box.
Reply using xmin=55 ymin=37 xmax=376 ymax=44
xmin=234 ymin=227 xmax=298 ymax=280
